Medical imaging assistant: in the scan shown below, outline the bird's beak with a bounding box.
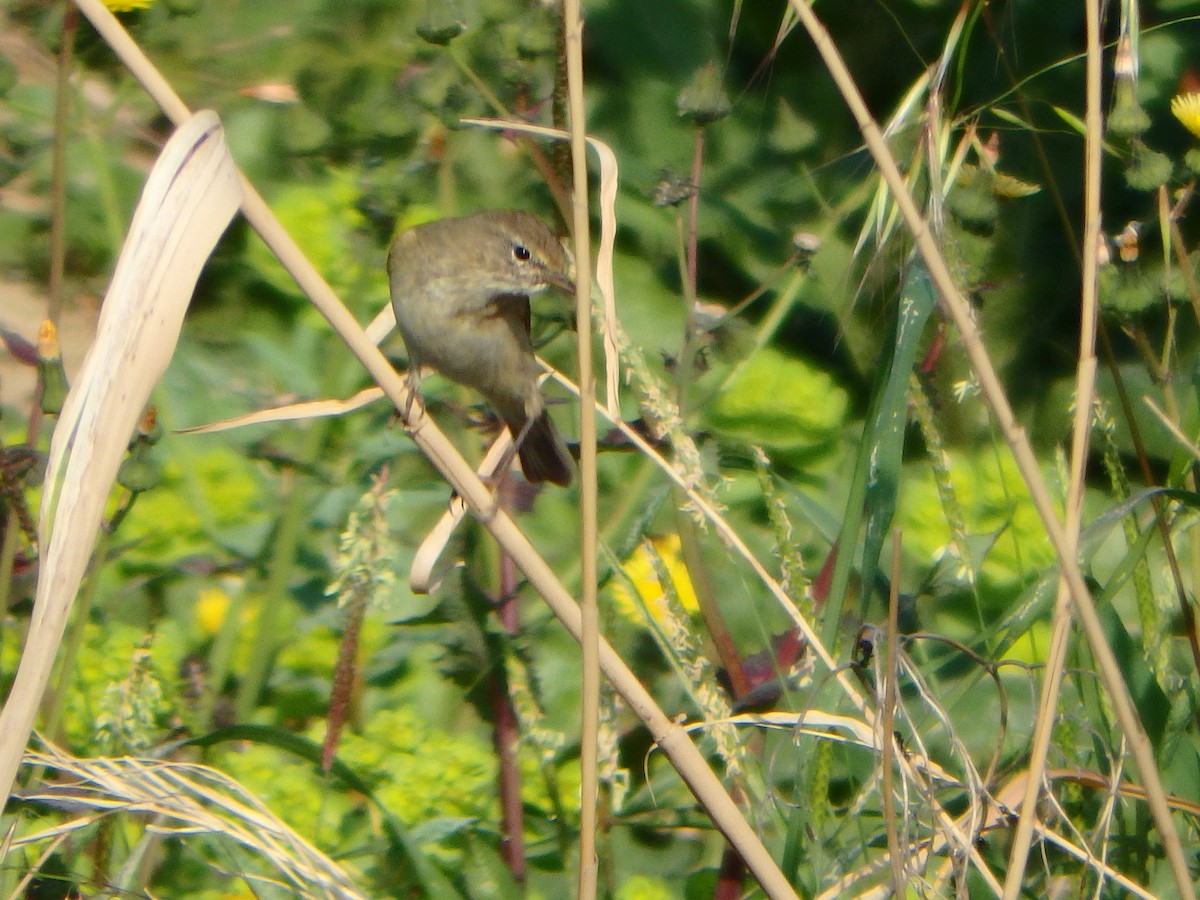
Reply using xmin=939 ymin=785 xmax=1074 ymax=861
xmin=548 ymin=271 xmax=577 ymax=296
xmin=552 ymin=242 xmax=577 ymax=296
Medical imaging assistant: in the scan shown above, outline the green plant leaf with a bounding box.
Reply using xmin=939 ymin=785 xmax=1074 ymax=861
xmin=707 ymin=347 xmax=848 ymax=456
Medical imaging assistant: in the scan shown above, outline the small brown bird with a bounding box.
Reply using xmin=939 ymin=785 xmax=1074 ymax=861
xmin=387 ymin=209 xmax=575 ymax=487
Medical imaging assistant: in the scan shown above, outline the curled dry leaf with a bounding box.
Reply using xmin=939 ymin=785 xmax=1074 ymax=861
xmin=0 ymin=111 xmax=243 ymax=809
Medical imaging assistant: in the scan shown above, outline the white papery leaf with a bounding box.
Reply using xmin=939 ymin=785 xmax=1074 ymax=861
xmin=0 ymin=110 xmax=242 ymax=802
xmin=178 ymin=386 xmax=385 ymax=434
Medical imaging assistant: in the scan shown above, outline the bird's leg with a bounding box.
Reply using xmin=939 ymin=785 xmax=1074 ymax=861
xmin=402 ymin=367 xmax=426 ymax=426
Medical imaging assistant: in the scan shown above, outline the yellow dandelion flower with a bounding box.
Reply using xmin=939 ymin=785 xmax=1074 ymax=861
xmin=610 ymin=534 xmax=699 ymax=626
xmin=103 ymin=0 xmax=155 ymax=11
xmin=1170 ymin=92 xmax=1200 ymax=140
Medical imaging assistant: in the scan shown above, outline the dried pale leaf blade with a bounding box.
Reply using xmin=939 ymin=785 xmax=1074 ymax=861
xmin=42 ymin=110 xmax=241 ymax=533
xmin=182 ymin=300 xmax=393 ymax=436
xmin=409 ymin=433 xmax=512 ymax=594
xmin=0 ymin=111 xmax=242 ymax=810
xmin=409 ymin=499 xmax=467 ymax=595
xmin=179 ymin=386 xmax=384 ymax=435
xmin=586 ymin=135 xmax=621 ymax=417
xmin=364 ymin=301 xmax=396 ymax=346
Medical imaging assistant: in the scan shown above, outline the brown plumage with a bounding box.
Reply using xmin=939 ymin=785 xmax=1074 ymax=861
xmin=387 ymin=210 xmax=574 ymax=487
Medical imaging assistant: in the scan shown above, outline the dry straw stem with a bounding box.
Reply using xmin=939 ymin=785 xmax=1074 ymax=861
xmin=1144 ymin=395 xmax=1200 ymax=464
xmin=560 ymin=2 xmax=601 ymax=895
xmin=1003 ymin=1 xmax=1104 ymax=895
xmin=56 ymin=0 xmax=794 ymax=895
xmin=178 ymin=387 xmax=384 ymax=435
xmin=787 ymin=0 xmax=1192 ymax=894
xmin=17 ymin=740 xmax=365 ymax=900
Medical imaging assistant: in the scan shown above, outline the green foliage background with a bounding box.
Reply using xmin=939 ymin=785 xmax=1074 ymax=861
xmin=3 ymin=0 xmax=1200 ymax=896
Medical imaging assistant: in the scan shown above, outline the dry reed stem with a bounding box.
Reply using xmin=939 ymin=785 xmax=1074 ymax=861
xmin=561 ymin=1 xmax=601 ymax=895
xmin=1002 ymin=0 xmax=1105 ymax=893
xmin=788 ymin=1 xmax=1191 ymax=894
xmin=53 ymin=1 xmax=795 ymax=895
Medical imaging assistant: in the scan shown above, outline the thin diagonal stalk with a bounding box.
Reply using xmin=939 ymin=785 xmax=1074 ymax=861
xmin=672 ymin=123 xmax=746 ymax=698
xmin=787 ymin=1 xmax=1191 ymax=894
xmin=68 ymin=1 xmax=794 ymax=895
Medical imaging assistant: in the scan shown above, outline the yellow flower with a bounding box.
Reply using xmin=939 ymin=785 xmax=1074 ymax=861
xmin=1170 ymin=92 xmax=1200 ymax=140
xmin=610 ymin=534 xmax=699 ymax=626
xmin=195 ymin=586 xmax=232 ymax=635
xmin=102 ymin=0 xmax=155 ymax=10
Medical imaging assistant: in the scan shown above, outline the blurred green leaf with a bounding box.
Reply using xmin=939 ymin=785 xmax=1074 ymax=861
xmin=708 ymin=347 xmax=848 ymax=456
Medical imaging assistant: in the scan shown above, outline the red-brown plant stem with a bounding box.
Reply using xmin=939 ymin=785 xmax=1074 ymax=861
xmin=714 ymin=847 xmax=746 ymax=900
xmin=494 ymin=550 xmax=526 ymax=883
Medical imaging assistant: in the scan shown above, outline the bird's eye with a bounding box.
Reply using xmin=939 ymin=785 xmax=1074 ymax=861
xmin=512 ymin=244 xmax=532 ymax=262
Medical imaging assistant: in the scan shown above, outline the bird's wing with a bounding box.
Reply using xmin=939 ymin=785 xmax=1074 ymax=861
xmin=489 ymin=293 xmax=534 ymax=351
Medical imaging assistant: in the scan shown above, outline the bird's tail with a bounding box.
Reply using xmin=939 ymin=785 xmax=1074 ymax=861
xmin=512 ymin=411 xmax=573 ymax=487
